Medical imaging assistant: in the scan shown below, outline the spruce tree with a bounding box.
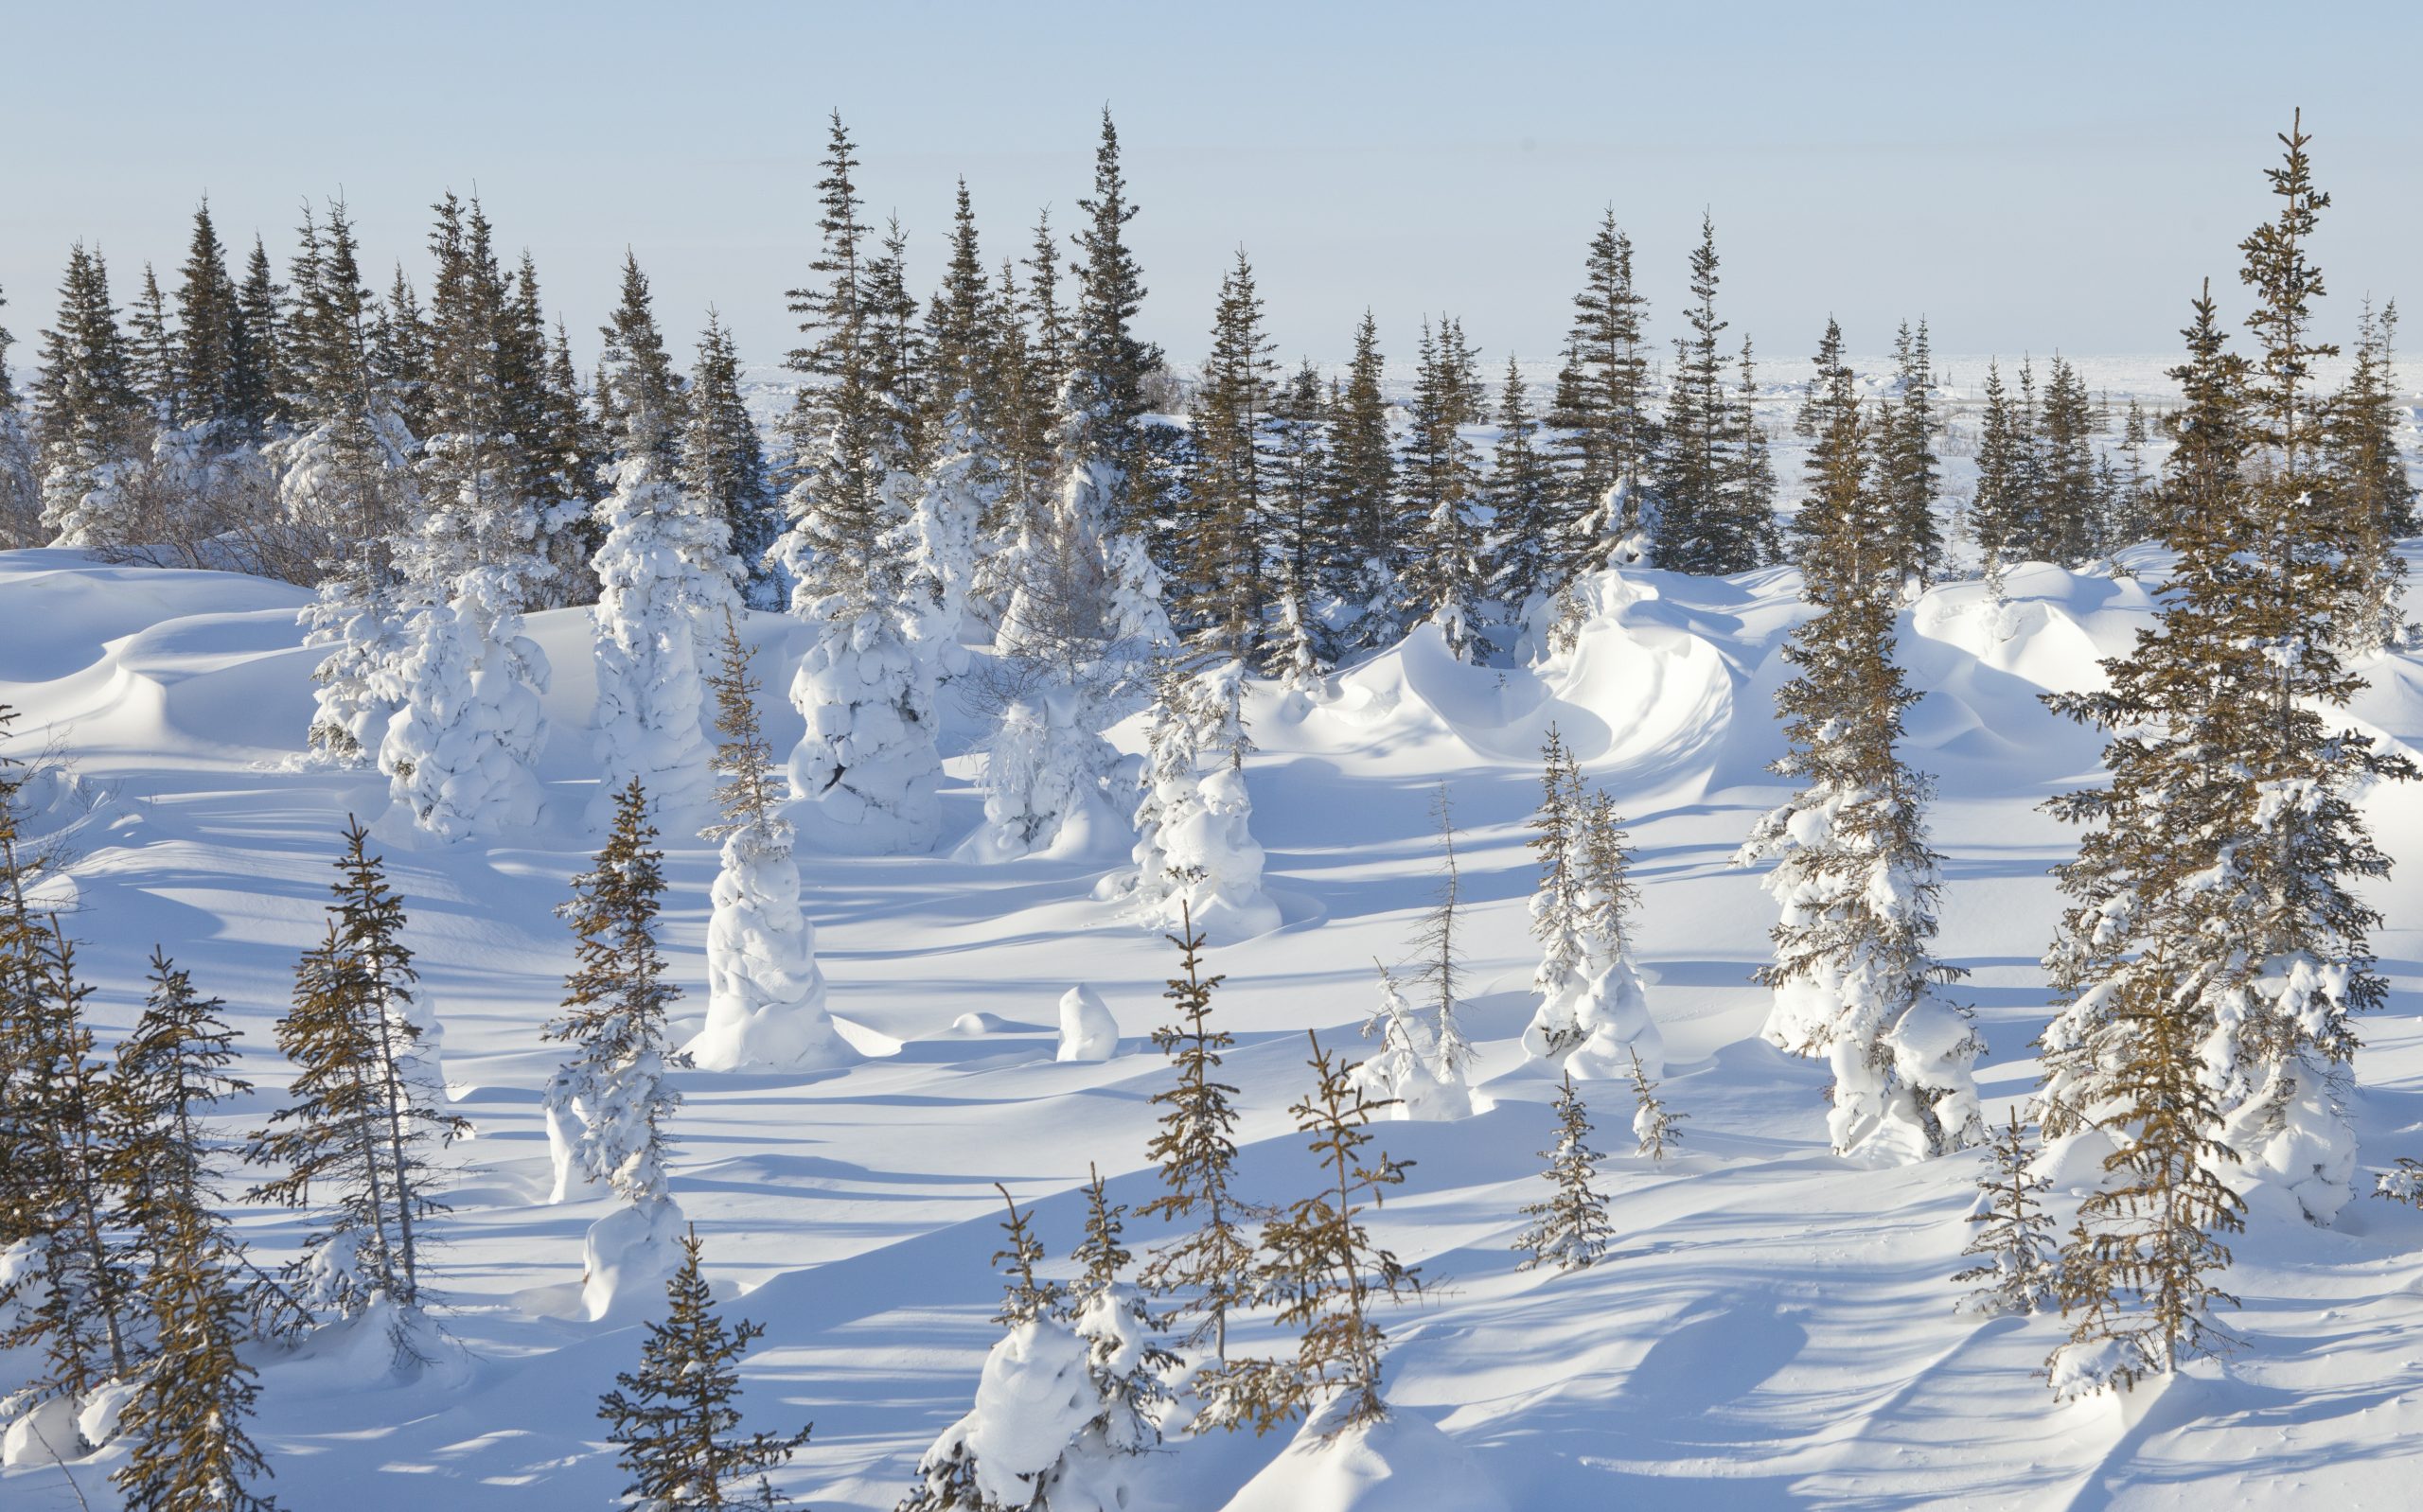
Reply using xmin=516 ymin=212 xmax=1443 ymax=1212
xmin=1952 ymin=1109 xmax=2058 ymax=1318
xmin=1413 ymin=783 xmax=1474 ymax=1086
xmin=129 ymin=261 xmax=180 ymax=425
xmin=1625 ymin=1046 xmax=1684 ymax=1161
xmin=1969 ymin=360 xmax=2027 ymax=593
xmin=248 ymin=821 xmax=464 ymax=1320
xmin=681 ymin=311 xmax=778 ymax=606
xmin=1652 ymin=214 xmax=1745 ymax=573
xmin=1138 ymin=910 xmax=1260 ymax=1359
xmin=546 ymin=779 xmax=683 ymax=1207
xmin=1324 ymin=311 xmax=1398 ymax=648
xmin=1261 ymin=360 xmax=1331 ymax=685
xmin=1183 ymin=249 xmax=1279 ymax=659
xmin=0 ymin=284 xmax=39 ymax=547
xmin=989 ymin=1180 xmax=1062 ymax=1327
xmin=1721 ymin=335 xmax=1781 ymax=571
xmin=1874 ymin=319 xmax=1944 ymax=589
xmin=1400 ymin=319 xmax=1485 ymax=660
xmin=2035 ymin=355 xmax=2100 ymax=564
xmin=233 ymin=236 xmax=289 ymax=435
xmin=107 ymin=951 xmax=250 ymax=1269
xmin=598 ymin=1228 xmax=808 ymax=1510
xmin=1742 ymin=325 xmax=1980 ymax=1161
xmin=1201 ymin=1031 xmax=1419 ymax=1436
xmin=172 ymin=199 xmax=245 ymax=437
xmin=1549 ymin=209 xmax=1654 ymax=567
xmin=32 ymin=241 xmax=144 ymax=545
xmin=1512 ymin=1072 xmax=1615 ymax=1273
xmin=111 ymin=1193 xmax=279 ymax=1512
xmin=599 ymin=252 xmax=689 ymax=468
xmin=2 ymin=916 xmax=139 ymax=1403
xmin=1069 ymin=107 xmax=1159 ymax=531
xmin=2326 ymin=298 xmax=2414 ymax=654
xmin=1488 ymin=356 xmax=1554 ymax=621
xmin=1070 ymin=1164 xmax=1173 ymax=1460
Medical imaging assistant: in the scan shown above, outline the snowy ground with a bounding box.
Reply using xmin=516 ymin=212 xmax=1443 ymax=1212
xmin=2 ymin=536 xmax=2421 ymax=1509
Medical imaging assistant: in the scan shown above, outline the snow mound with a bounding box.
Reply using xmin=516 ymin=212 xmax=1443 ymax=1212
xmin=1222 ymin=1401 xmax=1509 ymax=1512
xmin=1055 ymin=984 xmax=1119 ymax=1062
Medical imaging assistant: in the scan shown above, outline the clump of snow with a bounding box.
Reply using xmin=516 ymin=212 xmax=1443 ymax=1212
xmin=1056 ymin=985 xmax=1119 ymax=1063
xmin=582 ymin=1197 xmax=687 ymax=1322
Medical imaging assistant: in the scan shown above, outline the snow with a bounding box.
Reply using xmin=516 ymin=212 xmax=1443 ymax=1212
xmin=2 ymin=538 xmax=2421 ymax=1509
xmin=1055 ymin=984 xmax=1120 ymax=1063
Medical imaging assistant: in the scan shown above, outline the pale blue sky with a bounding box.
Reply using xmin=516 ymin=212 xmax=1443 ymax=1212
xmin=6 ymin=1 xmax=2420 ymax=378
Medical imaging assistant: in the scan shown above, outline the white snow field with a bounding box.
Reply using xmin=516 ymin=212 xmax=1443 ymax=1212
xmin=3 ymin=540 xmax=2421 ymax=1509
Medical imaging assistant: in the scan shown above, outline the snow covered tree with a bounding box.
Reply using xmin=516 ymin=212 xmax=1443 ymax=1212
xmin=1351 ymin=960 xmax=1453 ymax=1122
xmin=247 ymin=821 xmax=463 ymax=1325
xmin=379 ymin=566 xmax=552 ymax=841
xmin=589 ymin=391 xmax=737 ymax=831
xmin=111 ymin=1194 xmax=278 ymax=1512
xmin=1526 ymin=737 xmax=1663 ymax=1081
xmin=2040 ymin=115 xmax=2411 ymax=1293
xmin=904 ymin=394 xmax=996 ymax=668
xmin=1 ymin=916 xmax=139 ymax=1408
xmin=1952 ymin=1109 xmax=2059 ymax=1319
xmin=1968 ymin=360 xmax=2028 ymax=593
xmin=1259 ymin=362 xmax=1331 ymax=687
xmin=1200 ymin=1031 xmax=1419 ymax=1436
xmin=1512 ymin=1073 xmax=1614 ymax=1274
xmin=1127 ymin=659 xmax=1275 ymax=937
xmin=681 ymin=311 xmax=778 ymax=607
xmin=106 ymin=951 xmax=251 ymax=1279
xmin=546 ymin=780 xmax=685 ymax=1310
xmin=32 ymin=242 xmax=145 ymax=548
xmin=1069 ymin=1165 xmax=1173 ymax=1463
xmin=1139 ymin=910 xmax=1261 ymax=1361
xmin=1412 ymin=783 xmax=1476 ymax=1090
xmin=2044 ymin=988 xmax=2244 ymax=1398
xmin=1523 ymin=729 xmax=1590 ymax=1061
xmin=688 ymin=613 xmax=852 ymax=1072
xmin=1626 ymin=1047 xmax=1684 ymax=1162
xmin=787 ymin=586 xmax=944 ymax=854
xmin=599 ymin=1227 xmax=808 ymax=1510
xmin=597 ymin=252 xmax=688 ymax=469
xmin=1741 ymin=328 xmax=1981 ymax=1163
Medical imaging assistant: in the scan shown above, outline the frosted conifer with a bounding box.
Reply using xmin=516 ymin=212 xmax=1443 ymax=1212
xmin=1513 ymin=1073 xmax=1615 ymax=1274
xmin=1953 ymin=1110 xmax=2059 ymax=1318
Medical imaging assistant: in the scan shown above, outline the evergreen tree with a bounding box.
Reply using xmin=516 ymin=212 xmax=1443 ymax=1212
xmin=233 ymin=236 xmax=289 ymax=435
xmin=247 ymin=821 xmax=463 ymax=1321
xmin=598 ymin=1228 xmax=808 ymax=1510
xmin=372 ymin=262 xmax=433 ymax=441
xmin=1069 ymin=107 xmax=1159 ymax=532
xmin=2326 ymin=298 xmax=2414 ymax=653
xmin=1182 ymin=249 xmax=1279 ymax=659
xmin=0 ymin=283 xmax=38 ymax=547
xmin=1512 ymin=1073 xmax=1614 ymax=1273
xmin=111 ymin=1194 xmax=279 ymax=1512
xmin=1652 ymin=214 xmax=1746 ymax=572
xmin=598 ymin=252 xmax=689 ymax=468
xmin=1968 ymin=360 xmax=2027 ymax=592
xmin=688 ymin=614 xmax=852 ymax=1073
xmin=2039 ymin=114 xmax=2414 ymax=1321
xmin=1200 ymin=1031 xmax=1419 ymax=1436
xmin=1261 ymin=360 xmax=1331 ymax=685
xmin=32 ymin=241 xmax=144 ymax=546
xmin=107 ymin=951 xmax=251 ymax=1272
xmin=1952 ymin=1109 xmax=2059 ymax=1318
xmin=1549 ymin=209 xmax=1654 ymax=568
xmin=1069 ymin=1164 xmax=1173 ymax=1462
xmin=1139 ymin=911 xmax=1260 ymax=1360
xmin=1874 ymin=320 xmax=1944 ymax=588
xmin=1400 ymin=319 xmax=1484 ymax=660
xmin=129 ymin=261 xmax=180 ymax=424
xmin=171 ymin=200 xmax=246 ymax=437
xmin=924 ymin=178 xmax=1002 ymax=448
xmin=1625 ymin=1046 xmax=1684 ymax=1161
xmin=546 ymin=779 xmax=683 ymax=1207
xmin=1324 ymin=311 xmax=1398 ymax=648
xmin=1721 ymin=335 xmax=1781 ymax=571
xmin=1488 ymin=356 xmax=1554 ymax=622
xmin=1 ymin=916 xmax=139 ymax=1404
xmin=1742 ymin=325 xmax=1981 ymax=1162
xmin=681 ymin=310 xmax=777 ymax=606
xmin=2034 ymin=355 xmax=2100 ymax=564
xmin=1412 ymin=783 xmax=1474 ymax=1087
